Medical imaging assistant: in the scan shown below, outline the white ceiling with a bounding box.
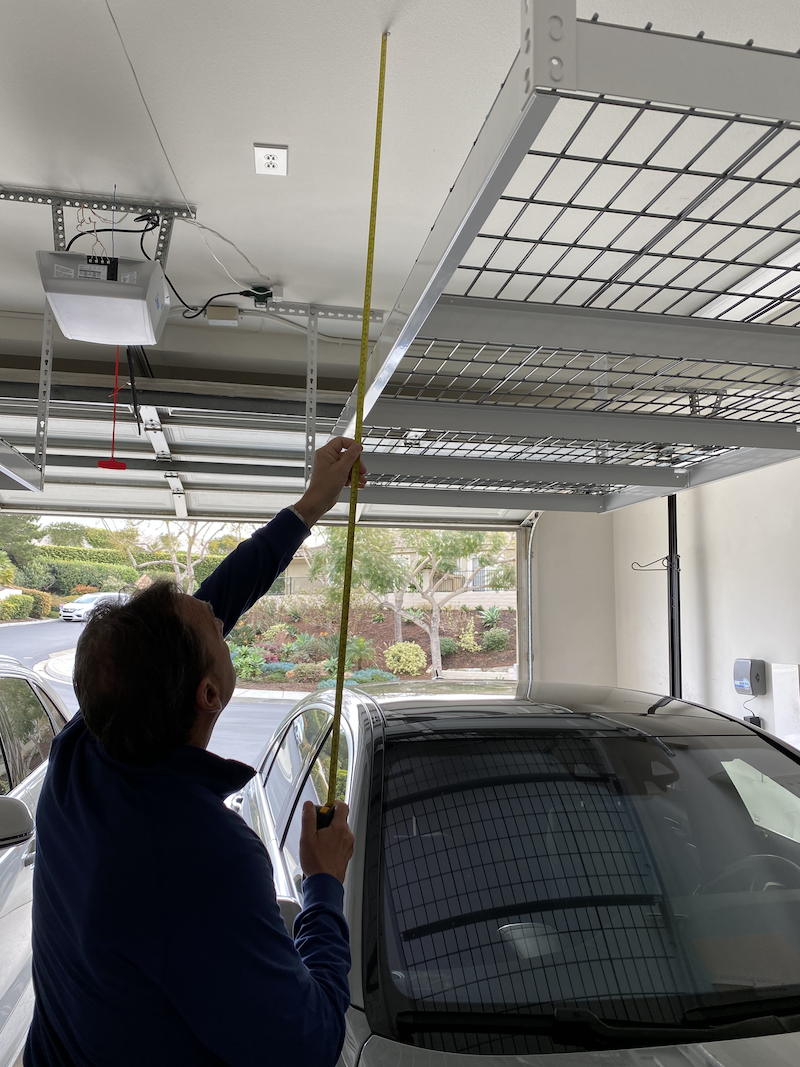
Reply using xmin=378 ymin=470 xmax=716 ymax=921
xmin=2 ymin=1 xmax=800 ymax=523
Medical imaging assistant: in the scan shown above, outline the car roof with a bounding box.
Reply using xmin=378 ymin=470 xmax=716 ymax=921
xmin=350 ymin=679 xmax=756 ymax=739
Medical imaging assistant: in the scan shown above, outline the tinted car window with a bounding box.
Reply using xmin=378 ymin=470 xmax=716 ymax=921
xmin=376 ymin=731 xmax=800 ymax=1056
xmin=0 ymin=678 xmax=56 ymax=780
xmin=265 ymin=706 xmax=331 ymax=819
xmin=34 ymin=686 xmax=68 ymax=732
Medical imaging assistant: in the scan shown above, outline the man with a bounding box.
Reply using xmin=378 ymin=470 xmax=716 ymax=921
xmin=25 ymin=438 xmax=366 ymax=1067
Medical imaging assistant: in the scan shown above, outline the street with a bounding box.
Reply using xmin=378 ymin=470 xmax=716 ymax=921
xmin=0 ymin=619 xmax=297 ymax=765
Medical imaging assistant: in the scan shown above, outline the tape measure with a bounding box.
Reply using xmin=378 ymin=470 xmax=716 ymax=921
xmin=317 ymin=31 xmax=389 ymax=830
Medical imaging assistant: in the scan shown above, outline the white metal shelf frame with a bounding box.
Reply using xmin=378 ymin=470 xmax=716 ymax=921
xmin=333 ymin=1 xmax=800 ymax=516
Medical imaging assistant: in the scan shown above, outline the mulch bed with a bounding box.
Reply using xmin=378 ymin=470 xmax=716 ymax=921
xmin=235 ymin=609 xmax=517 ymax=692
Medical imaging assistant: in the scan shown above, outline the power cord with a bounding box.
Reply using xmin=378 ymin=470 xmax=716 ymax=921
xmin=65 ymin=213 xmax=159 ymax=252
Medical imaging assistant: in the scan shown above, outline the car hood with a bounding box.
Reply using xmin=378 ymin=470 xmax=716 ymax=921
xmin=360 ymin=1030 xmax=800 ymax=1066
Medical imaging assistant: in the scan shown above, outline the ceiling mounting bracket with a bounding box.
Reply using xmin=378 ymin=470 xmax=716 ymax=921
xmin=305 ymin=307 xmax=319 ymax=489
xmin=0 ymin=184 xmax=196 ymax=268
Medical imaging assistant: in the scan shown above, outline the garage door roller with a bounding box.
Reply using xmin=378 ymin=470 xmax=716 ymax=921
xmin=317 ymin=31 xmax=389 ymax=830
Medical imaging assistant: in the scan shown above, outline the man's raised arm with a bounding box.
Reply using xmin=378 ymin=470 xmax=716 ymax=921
xmin=195 ymin=438 xmax=366 ymax=633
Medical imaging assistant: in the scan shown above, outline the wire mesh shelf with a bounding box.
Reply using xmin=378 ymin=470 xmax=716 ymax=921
xmin=363 ymin=426 xmax=733 ymax=471
xmin=385 ymin=338 xmax=800 ymax=423
xmin=448 ymin=91 xmax=800 ymax=326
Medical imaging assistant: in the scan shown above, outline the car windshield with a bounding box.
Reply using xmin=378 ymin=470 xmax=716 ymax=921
xmin=377 ymin=729 xmax=800 ymax=1055
xmin=73 ymin=595 xmax=101 ymax=604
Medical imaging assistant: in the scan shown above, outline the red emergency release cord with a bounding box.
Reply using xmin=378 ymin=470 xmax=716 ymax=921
xmin=98 ymin=345 xmax=127 ymax=471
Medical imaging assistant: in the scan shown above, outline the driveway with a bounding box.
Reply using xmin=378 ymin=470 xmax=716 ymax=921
xmin=0 ymin=619 xmax=298 ymax=765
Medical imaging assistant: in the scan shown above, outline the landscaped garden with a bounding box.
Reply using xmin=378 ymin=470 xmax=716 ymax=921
xmin=226 ymin=593 xmax=517 ymax=691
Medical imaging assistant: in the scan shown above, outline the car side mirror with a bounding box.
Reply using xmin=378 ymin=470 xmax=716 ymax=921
xmin=277 ymin=896 xmax=302 ymax=935
xmin=0 ymin=796 xmax=34 ymax=849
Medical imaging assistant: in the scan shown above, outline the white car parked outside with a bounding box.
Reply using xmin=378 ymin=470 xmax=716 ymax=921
xmin=58 ymin=592 xmax=128 ymax=622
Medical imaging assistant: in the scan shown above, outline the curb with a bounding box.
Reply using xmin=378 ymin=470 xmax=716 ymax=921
xmin=33 ymin=650 xmax=76 ymax=684
xmin=231 ymin=688 xmax=309 ymax=702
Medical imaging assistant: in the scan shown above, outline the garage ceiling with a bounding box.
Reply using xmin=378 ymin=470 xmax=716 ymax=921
xmin=2 ymin=1 xmax=800 ymax=527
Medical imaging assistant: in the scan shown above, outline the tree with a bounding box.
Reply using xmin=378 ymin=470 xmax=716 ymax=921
xmin=310 ymin=527 xmax=516 ymax=672
xmin=43 ymin=521 xmax=90 ymax=546
xmin=0 ymin=550 xmax=15 ymax=586
xmin=102 ymin=519 xmax=217 ymax=593
xmin=400 ymin=529 xmax=516 ymax=675
xmin=208 ymin=534 xmax=239 ymax=556
xmin=0 ymin=514 xmax=40 ymax=567
xmin=208 ymin=525 xmax=254 ymax=556
xmin=309 ymin=528 xmax=411 ymax=642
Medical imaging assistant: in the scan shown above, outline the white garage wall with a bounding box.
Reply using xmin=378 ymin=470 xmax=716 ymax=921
xmin=530 ymin=458 xmax=800 ymax=728
xmin=530 ymin=511 xmax=617 ymax=686
xmin=614 ymin=458 xmax=800 ymax=729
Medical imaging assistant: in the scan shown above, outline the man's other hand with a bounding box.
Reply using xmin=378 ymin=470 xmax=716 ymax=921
xmin=293 ymin=437 xmax=367 ymax=528
xmin=299 ymin=801 xmax=355 ymax=884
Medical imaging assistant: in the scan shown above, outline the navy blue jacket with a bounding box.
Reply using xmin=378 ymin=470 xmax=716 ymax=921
xmin=26 ymin=509 xmax=352 ymax=1067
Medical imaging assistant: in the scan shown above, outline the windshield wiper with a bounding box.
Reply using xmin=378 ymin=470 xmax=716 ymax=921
xmin=684 ymin=989 xmax=800 ymax=1025
xmin=395 ymin=1006 xmax=800 ymax=1048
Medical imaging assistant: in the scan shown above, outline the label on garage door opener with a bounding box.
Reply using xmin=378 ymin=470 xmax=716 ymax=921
xmin=78 ymin=263 xmax=108 ymax=280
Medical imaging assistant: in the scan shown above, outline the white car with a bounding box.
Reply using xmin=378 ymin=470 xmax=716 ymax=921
xmin=59 ymin=592 xmax=128 ymax=622
xmin=0 ymin=657 xmax=69 ymax=1067
xmin=234 ymin=679 xmax=800 ymax=1066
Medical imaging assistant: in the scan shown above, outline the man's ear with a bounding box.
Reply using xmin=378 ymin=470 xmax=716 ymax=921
xmin=195 ymin=675 xmax=223 ymax=714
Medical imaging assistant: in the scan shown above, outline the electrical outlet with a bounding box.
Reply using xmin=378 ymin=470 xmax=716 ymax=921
xmin=254 ymin=144 xmax=288 ymax=176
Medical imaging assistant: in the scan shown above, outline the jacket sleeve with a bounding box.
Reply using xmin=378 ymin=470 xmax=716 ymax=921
xmin=158 ymin=818 xmax=350 ymax=1067
xmin=194 ymin=508 xmax=309 ymax=635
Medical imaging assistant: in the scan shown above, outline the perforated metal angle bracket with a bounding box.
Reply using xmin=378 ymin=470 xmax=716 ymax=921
xmin=0 ymin=184 xmax=196 ymax=266
xmin=520 ymin=0 xmax=577 ymax=105
xmin=305 ymin=308 xmax=319 ymax=488
xmin=266 ymin=301 xmax=384 ymax=323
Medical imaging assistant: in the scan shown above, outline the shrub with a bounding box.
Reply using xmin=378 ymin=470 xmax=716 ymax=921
xmin=440 ymin=636 xmax=459 ymax=658
xmin=350 ymin=668 xmax=397 ymax=683
xmin=317 ymin=678 xmax=359 ymax=690
xmin=228 ymin=620 xmax=258 ymax=647
xmin=286 ymin=663 xmax=326 ymax=684
xmin=0 ymin=594 xmax=34 ymax=620
xmin=234 ymin=646 xmax=265 ymax=679
xmin=283 ymin=597 xmax=307 ymax=623
xmin=0 ymin=550 xmax=15 ymax=586
xmin=72 ymin=584 xmax=100 ymax=595
xmin=479 ymin=605 xmax=503 ymax=629
xmin=261 ymin=624 xmax=291 ymax=643
xmin=459 ymin=603 xmax=472 ymax=613
xmin=458 ymin=619 xmax=480 ymax=653
xmin=263 ymin=670 xmax=290 ymax=683
xmin=262 ymin=661 xmax=297 ymax=675
xmin=19 ymin=588 xmax=52 ymax=618
xmin=349 ymin=635 xmax=377 ymax=670
xmin=482 ymin=626 xmax=510 ymax=652
xmin=316 ymin=631 xmax=344 ymax=658
xmin=242 ymin=596 xmax=281 ymax=632
xmin=13 ymin=560 xmax=55 ymax=591
xmin=284 ymin=631 xmax=318 ymax=662
xmin=384 ymin=641 xmax=427 ymax=676
xmin=372 ymin=612 xmax=385 ymax=623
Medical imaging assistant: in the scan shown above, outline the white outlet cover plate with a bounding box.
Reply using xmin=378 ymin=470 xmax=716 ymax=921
xmin=254 ymin=144 xmax=288 ymax=176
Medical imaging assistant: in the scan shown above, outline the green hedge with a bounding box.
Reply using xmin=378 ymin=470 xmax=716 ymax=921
xmin=19 ymin=588 xmax=52 ymax=618
xmin=46 ymin=562 xmax=139 ymax=595
xmin=1 ymin=594 xmax=34 ymax=620
xmin=34 ymin=545 xmax=132 ymax=565
xmin=32 ymin=546 xmax=226 ymax=586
